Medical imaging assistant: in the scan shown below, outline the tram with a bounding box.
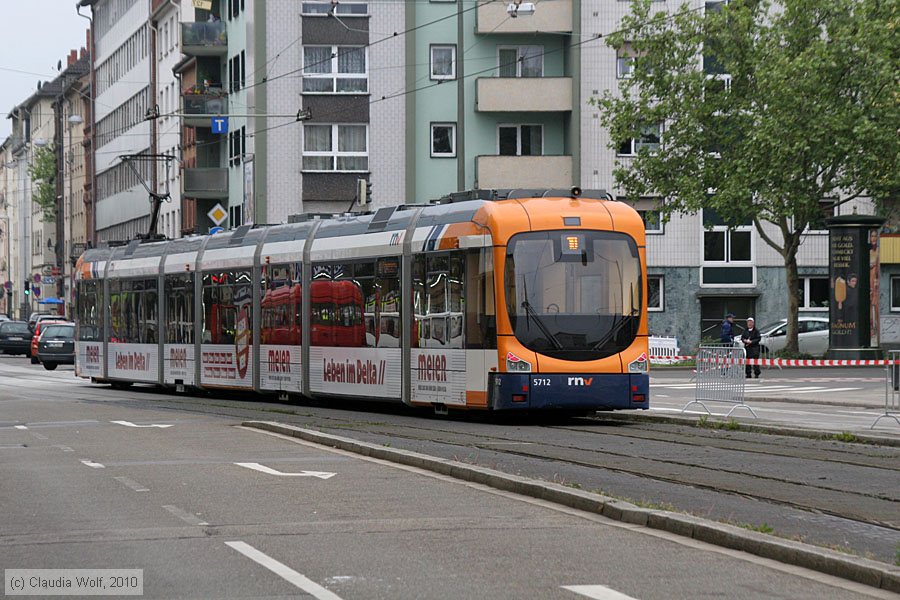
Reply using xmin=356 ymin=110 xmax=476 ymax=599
xmin=74 ymin=189 xmax=650 ymax=412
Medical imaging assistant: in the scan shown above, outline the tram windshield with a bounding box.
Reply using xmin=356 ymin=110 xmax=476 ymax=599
xmin=505 ymin=230 xmax=642 ymax=360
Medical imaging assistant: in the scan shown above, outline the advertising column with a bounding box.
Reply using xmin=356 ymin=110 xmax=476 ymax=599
xmin=825 ymin=215 xmax=885 ymax=360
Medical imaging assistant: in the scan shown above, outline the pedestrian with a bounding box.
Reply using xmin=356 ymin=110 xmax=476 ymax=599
xmin=720 ymin=313 xmax=736 ymax=345
xmin=741 ymin=317 xmax=761 ymax=378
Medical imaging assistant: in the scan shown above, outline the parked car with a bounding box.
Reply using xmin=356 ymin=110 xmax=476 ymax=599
xmin=27 ymin=312 xmax=53 ymax=329
xmin=758 ymin=317 xmax=830 ymax=356
xmin=30 ymin=313 xmax=65 ymax=332
xmin=0 ymin=314 xmax=10 ymax=322
xmin=0 ymin=321 xmax=33 ymax=356
xmin=30 ymin=319 xmax=68 ymax=364
xmin=36 ymin=323 xmax=75 ymax=370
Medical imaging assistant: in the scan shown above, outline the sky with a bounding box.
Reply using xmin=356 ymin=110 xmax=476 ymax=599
xmin=0 ymin=1 xmax=91 ymax=140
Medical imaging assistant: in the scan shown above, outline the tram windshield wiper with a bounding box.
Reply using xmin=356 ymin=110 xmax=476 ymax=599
xmin=521 ymin=299 xmax=564 ymax=351
xmin=591 ymin=309 xmax=638 ymax=352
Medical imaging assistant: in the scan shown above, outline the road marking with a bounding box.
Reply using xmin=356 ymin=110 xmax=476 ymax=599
xmin=162 ymin=505 xmax=208 ymax=526
xmin=114 ymin=476 xmax=149 ymax=492
xmin=29 ymin=432 xmax=49 ymax=440
xmin=80 ymin=459 xmax=105 ymax=469
xmin=53 ymin=445 xmax=74 ymax=452
xmin=225 ymin=541 xmax=343 ymax=600
xmin=234 ymin=462 xmax=336 ymax=479
xmin=788 ymin=387 xmax=861 ymax=394
xmin=562 ymin=584 xmax=639 ymax=599
xmin=14 ymin=425 xmax=27 ymax=430
xmin=111 ymin=420 xmax=174 ymax=428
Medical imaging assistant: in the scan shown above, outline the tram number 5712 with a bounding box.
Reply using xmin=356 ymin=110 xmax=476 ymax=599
xmin=532 ymin=378 xmax=551 ymax=386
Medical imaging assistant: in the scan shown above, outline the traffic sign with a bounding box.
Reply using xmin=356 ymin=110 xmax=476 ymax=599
xmin=209 ymin=226 xmax=225 ymax=235
xmin=211 ymin=116 xmax=229 ymax=134
xmin=207 ymin=203 xmax=228 ymax=226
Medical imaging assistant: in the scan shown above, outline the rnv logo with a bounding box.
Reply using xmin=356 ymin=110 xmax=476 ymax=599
xmin=567 ymin=377 xmax=593 ymax=386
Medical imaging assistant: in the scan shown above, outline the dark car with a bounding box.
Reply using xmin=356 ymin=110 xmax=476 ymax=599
xmin=36 ymin=324 xmax=75 ymax=370
xmin=0 ymin=321 xmax=33 ymax=356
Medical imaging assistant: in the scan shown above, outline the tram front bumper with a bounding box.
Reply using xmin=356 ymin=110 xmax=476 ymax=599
xmin=490 ymin=373 xmax=649 ymax=411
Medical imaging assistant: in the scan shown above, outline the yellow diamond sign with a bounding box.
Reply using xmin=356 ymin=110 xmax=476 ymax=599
xmin=207 ymin=203 xmax=228 ymax=226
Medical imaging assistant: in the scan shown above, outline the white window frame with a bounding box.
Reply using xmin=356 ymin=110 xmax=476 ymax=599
xmin=616 ymin=42 xmax=636 ymax=79
xmin=497 ymin=45 xmax=544 ymax=78
xmin=799 ymin=276 xmax=829 ymax=311
xmin=301 ymin=2 xmax=369 ymax=16
xmin=617 ymin=123 xmax=662 ymax=156
xmin=891 ymin=276 xmax=900 ymax=312
xmin=497 ymin=123 xmax=544 ymax=156
xmin=302 ymin=45 xmax=369 ymax=94
xmin=430 ymin=44 xmax=456 ymax=81
xmin=430 ymin=122 xmax=456 ymax=158
xmin=701 ymin=211 xmax=756 ymax=287
xmin=301 ymin=124 xmax=369 ymax=173
xmin=647 ymin=275 xmax=664 ymax=311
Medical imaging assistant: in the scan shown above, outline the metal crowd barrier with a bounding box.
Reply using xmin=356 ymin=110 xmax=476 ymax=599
xmin=683 ymin=344 xmax=757 ymax=418
xmin=874 ymin=350 xmax=900 ymax=428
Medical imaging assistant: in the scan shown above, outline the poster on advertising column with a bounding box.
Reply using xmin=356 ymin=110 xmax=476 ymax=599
xmin=826 ymin=215 xmax=884 ymax=359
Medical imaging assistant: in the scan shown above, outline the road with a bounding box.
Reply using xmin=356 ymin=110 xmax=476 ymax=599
xmin=1 ymin=354 xmax=898 ymax=600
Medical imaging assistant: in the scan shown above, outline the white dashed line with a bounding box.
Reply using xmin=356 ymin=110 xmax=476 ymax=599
xmin=562 ymin=584 xmax=639 ymax=599
xmin=80 ymin=459 xmax=105 ymax=469
xmin=113 ymin=476 xmax=149 ymax=492
xmin=225 ymin=541 xmax=344 ymax=600
xmin=162 ymin=505 xmax=208 ymax=526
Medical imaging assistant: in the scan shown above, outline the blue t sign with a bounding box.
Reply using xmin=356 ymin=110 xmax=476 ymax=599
xmin=211 ymin=116 xmax=229 ymax=134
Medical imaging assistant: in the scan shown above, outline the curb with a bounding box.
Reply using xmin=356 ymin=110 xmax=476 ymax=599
xmin=243 ymin=420 xmax=900 ymax=593
xmin=602 ymin=412 xmax=900 ymax=447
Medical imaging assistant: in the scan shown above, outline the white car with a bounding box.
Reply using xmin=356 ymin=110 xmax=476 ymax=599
xmin=758 ymin=317 xmax=830 ymax=356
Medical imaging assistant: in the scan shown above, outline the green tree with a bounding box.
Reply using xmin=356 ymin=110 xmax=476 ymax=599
xmin=593 ymin=0 xmax=899 ymax=352
xmin=27 ymin=145 xmax=58 ymax=223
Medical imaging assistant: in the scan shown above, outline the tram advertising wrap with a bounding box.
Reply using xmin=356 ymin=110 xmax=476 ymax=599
xmin=74 ymin=190 xmax=650 ymax=412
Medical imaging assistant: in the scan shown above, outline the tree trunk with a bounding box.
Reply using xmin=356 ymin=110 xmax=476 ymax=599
xmin=784 ymin=252 xmax=801 ymax=354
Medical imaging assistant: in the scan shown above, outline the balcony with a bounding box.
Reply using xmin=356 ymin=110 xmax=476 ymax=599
xmin=183 ymin=168 xmax=228 ymax=199
xmin=477 ymin=77 xmax=572 ymax=112
xmin=182 ymin=92 xmax=228 ymax=127
xmin=476 ymin=0 xmax=572 ymax=34
xmin=181 ymin=22 xmax=227 ymax=56
xmin=477 ymin=155 xmax=573 ymax=189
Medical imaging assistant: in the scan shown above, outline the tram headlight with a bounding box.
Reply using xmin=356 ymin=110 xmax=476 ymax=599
xmin=505 ymin=352 xmax=532 ymax=372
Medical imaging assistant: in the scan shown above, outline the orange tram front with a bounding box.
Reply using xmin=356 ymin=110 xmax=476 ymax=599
xmin=74 ymin=189 xmax=649 ymax=412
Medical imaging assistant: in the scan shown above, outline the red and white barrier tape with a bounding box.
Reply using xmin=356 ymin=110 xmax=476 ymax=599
xmin=649 ymin=356 xmax=899 ymax=367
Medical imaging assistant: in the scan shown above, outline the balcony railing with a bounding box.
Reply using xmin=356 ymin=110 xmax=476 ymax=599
xmin=181 ymin=21 xmax=227 ymax=56
xmin=477 ymin=155 xmax=573 ymax=189
xmin=476 ymin=0 xmax=572 ymax=34
xmin=477 ymin=77 xmax=573 ymax=112
xmin=183 ymin=168 xmax=228 ymax=200
xmin=182 ymin=93 xmax=228 ymax=127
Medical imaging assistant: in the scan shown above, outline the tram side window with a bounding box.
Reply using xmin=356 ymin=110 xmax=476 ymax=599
xmin=414 ymin=253 xmax=464 ymax=349
xmin=76 ymin=280 xmax=101 ymax=341
xmin=310 ymin=262 xmax=370 ymax=348
xmin=466 ymin=249 xmax=496 ymax=349
xmin=376 ymin=258 xmax=401 ymax=348
xmin=202 ymin=270 xmax=251 ymax=345
xmin=164 ymin=273 xmax=194 ymax=344
xmin=108 ymin=278 xmax=158 ymax=343
xmin=261 ymin=263 xmax=302 ymax=346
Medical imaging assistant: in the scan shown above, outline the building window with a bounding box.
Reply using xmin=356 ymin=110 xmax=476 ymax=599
xmin=648 ymin=275 xmax=664 ymax=311
xmin=301 ymin=1 xmax=368 ymax=15
xmin=498 ymin=46 xmax=543 ymax=78
xmin=618 ymin=123 xmax=661 ymax=156
xmin=701 ymin=208 xmax=754 ymax=286
xmin=891 ymin=277 xmax=900 ymax=312
xmin=616 ymin=42 xmax=636 ymax=78
xmin=430 ymin=45 xmax=456 ymax=80
xmin=799 ymin=277 xmax=829 ymax=310
xmin=431 ymin=123 xmax=456 ymax=158
xmin=302 ymin=124 xmax=368 ymax=172
xmin=229 ymin=126 xmax=246 ymax=167
xmin=229 ymin=51 xmax=245 ymax=92
xmin=302 ymin=46 xmax=367 ymax=93
xmin=807 ymin=200 xmax=836 ymax=232
xmin=229 ymin=204 xmax=243 ymax=229
xmin=639 ymin=210 xmax=663 ymax=233
xmin=498 ymin=124 xmax=542 ymax=156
